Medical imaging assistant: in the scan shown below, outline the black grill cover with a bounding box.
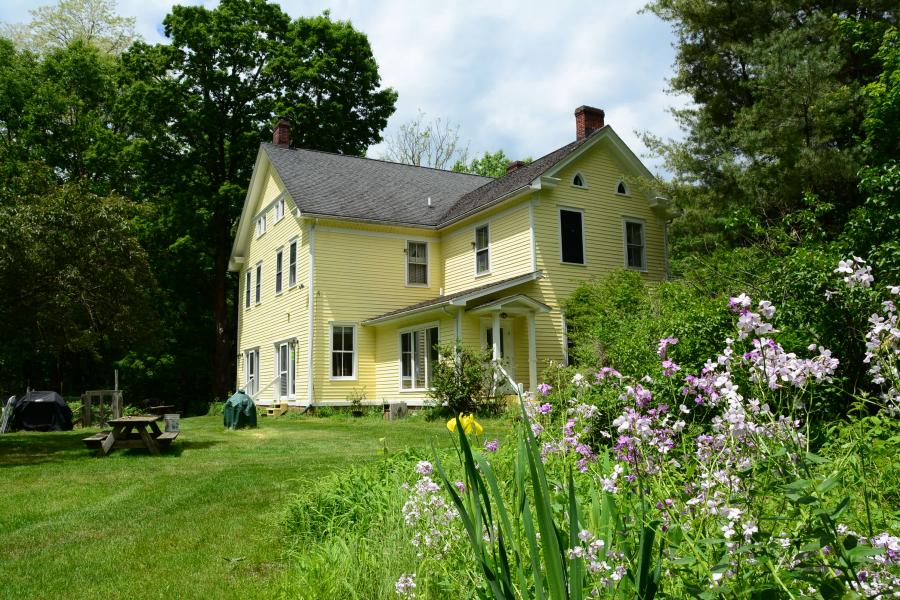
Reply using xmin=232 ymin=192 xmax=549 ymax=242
xmin=11 ymin=391 xmax=73 ymax=431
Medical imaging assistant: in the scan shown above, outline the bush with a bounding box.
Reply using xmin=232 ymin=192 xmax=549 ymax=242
xmin=427 ymin=342 xmax=499 ymax=417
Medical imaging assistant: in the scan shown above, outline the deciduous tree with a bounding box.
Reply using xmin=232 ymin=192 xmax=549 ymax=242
xmin=120 ymin=0 xmax=397 ymax=400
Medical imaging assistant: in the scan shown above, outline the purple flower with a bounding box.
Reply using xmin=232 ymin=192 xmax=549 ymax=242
xmin=484 ymin=438 xmax=499 ymax=453
xmin=537 ymin=383 xmax=552 ymax=396
xmin=531 ymin=422 xmax=544 ymax=437
xmin=656 ymin=336 xmax=679 ymax=358
xmin=539 ymin=403 xmax=553 ymax=415
xmin=454 ymin=480 xmax=466 ymax=493
xmin=415 ymin=460 xmax=432 ymax=475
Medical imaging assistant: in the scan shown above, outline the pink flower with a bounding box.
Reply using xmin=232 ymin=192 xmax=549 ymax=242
xmin=537 ymin=383 xmax=552 ymax=396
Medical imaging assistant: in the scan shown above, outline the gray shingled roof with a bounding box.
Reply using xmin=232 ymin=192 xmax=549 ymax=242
xmin=262 ymin=143 xmax=491 ymax=227
xmin=263 ymin=129 xmax=600 ymax=227
xmin=437 ymin=137 xmax=588 ymax=225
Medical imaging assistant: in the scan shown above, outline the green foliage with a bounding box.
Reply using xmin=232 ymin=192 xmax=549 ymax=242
xmin=427 ymin=342 xmax=496 ymax=417
xmin=563 ymin=270 xmax=731 ymax=377
xmin=0 ymin=175 xmax=156 ymax=394
xmin=645 ymin=1 xmax=897 ymax=255
xmin=452 ymin=150 xmax=532 ymax=178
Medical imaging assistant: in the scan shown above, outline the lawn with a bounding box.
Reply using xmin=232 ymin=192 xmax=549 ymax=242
xmin=0 ymin=413 xmax=469 ymax=599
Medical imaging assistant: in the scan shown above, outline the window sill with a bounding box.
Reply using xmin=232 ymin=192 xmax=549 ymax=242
xmin=625 ymin=266 xmax=648 ymax=273
xmin=570 ymin=184 xmax=588 ymax=190
xmin=475 ymin=270 xmax=492 ymax=278
xmin=560 ymin=261 xmax=587 ymax=266
xmin=329 ymin=376 xmax=358 ymax=382
xmin=399 ymin=388 xmax=431 ymax=393
xmin=405 ymin=283 xmax=429 ymax=288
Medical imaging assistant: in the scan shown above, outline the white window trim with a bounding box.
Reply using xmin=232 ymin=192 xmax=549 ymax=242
xmin=623 ymin=217 xmax=647 ymax=272
xmin=397 ymin=322 xmax=439 ymax=393
xmin=616 ymin=180 xmax=630 ymax=196
xmin=329 ymin=322 xmax=358 ymax=381
xmin=274 ymin=338 xmax=297 ymax=400
xmin=571 ymin=172 xmax=588 ymax=189
xmin=473 ymin=222 xmax=491 ymax=277
xmin=288 ymin=237 xmax=298 ymax=288
xmin=558 ymin=206 xmax=587 ymax=266
xmin=254 ymin=261 xmax=263 ymax=304
xmin=275 ymin=247 xmax=284 ymax=295
xmin=243 ymin=348 xmax=259 ymax=396
xmin=405 ymin=240 xmax=429 ymax=287
xmin=255 ymin=214 xmax=267 ymax=238
xmin=244 ymin=269 xmax=252 ymax=309
xmin=274 ymin=197 xmax=285 ymax=223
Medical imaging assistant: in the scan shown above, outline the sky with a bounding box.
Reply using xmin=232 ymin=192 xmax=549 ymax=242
xmin=0 ymin=0 xmax=688 ymax=175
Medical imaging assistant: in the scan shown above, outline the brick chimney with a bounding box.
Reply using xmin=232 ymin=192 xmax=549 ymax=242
xmin=506 ymin=160 xmax=526 ymax=174
xmin=273 ymin=118 xmax=290 ymax=147
xmin=575 ymin=105 xmax=605 ymax=140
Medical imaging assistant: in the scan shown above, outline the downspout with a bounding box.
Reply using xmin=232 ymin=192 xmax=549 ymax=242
xmin=306 ymin=220 xmax=316 ymax=406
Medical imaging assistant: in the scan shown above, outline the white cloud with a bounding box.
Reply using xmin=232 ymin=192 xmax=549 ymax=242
xmin=0 ymin=0 xmax=688 ymax=174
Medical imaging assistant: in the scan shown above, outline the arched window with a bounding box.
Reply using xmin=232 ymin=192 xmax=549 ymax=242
xmin=572 ymin=173 xmax=585 ymax=188
xmin=616 ymin=181 xmax=628 ymax=195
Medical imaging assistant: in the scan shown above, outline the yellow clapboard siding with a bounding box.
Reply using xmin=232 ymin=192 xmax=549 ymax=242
xmin=236 ymin=172 xmax=309 ymax=404
xmin=312 ymin=227 xmax=443 ymax=403
xmin=441 ymin=202 xmax=533 ymax=294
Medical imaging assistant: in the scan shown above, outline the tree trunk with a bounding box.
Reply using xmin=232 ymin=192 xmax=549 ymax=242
xmin=212 ymin=210 xmax=231 ymax=402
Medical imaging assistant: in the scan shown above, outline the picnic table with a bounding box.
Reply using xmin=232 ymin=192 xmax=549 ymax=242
xmin=82 ymin=416 xmax=178 ymax=456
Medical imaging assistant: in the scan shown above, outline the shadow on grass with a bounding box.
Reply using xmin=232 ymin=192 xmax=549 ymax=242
xmin=0 ymin=430 xmax=92 ymax=467
xmin=0 ymin=431 xmax=218 ymax=465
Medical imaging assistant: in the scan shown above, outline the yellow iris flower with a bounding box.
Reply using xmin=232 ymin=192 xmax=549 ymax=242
xmin=447 ymin=413 xmax=483 ymax=435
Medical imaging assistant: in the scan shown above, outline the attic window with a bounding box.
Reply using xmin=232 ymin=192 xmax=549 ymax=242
xmin=255 ymin=214 xmax=267 ymax=238
xmin=572 ymin=173 xmax=585 ymax=188
xmin=274 ymin=197 xmax=285 ymax=223
xmin=616 ymin=181 xmax=628 ymax=195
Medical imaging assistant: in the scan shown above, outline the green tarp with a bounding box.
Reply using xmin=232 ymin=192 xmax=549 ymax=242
xmin=223 ymin=390 xmax=257 ymax=429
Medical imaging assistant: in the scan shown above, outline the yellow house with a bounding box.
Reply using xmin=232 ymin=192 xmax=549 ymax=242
xmin=229 ymin=106 xmax=670 ymax=408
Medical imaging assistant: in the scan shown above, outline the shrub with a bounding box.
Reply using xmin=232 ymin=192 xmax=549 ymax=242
xmin=427 ymin=342 xmax=497 ymax=417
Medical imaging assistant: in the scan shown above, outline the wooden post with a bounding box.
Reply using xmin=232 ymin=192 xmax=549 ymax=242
xmin=81 ymin=393 xmax=91 ymax=427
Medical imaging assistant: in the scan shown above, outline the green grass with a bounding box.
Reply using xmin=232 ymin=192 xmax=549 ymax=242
xmin=0 ymin=412 xmax=472 ymax=599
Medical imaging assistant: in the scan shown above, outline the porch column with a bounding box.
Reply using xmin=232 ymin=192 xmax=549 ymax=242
xmin=491 ymin=311 xmax=501 ymax=364
xmin=527 ymin=310 xmax=537 ymax=394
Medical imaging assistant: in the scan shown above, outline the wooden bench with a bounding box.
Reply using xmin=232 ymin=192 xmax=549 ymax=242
xmin=155 ymin=431 xmax=179 ymax=448
xmin=82 ymin=431 xmax=111 ymax=449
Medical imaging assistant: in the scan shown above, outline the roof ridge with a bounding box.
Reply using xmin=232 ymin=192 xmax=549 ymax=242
xmin=262 ymin=142 xmax=493 ymax=180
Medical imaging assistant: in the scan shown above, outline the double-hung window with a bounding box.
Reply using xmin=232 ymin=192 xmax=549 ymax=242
xmin=288 ymin=239 xmax=298 ymax=287
xmin=560 ymin=208 xmax=585 ymax=264
xmin=474 ymin=224 xmax=490 ymax=275
xmin=255 ymin=262 xmax=262 ymax=304
xmin=244 ymin=349 xmax=259 ymax=396
xmin=255 ymin=214 xmax=267 ymax=237
xmin=407 ymin=241 xmax=427 ymax=285
xmin=274 ymin=197 xmax=285 ymax=223
xmin=400 ymin=326 xmax=439 ymax=390
xmin=244 ymin=269 xmax=251 ymax=308
xmin=624 ymin=219 xmax=646 ymax=270
xmin=275 ymin=249 xmax=283 ymax=294
xmin=331 ymin=324 xmax=356 ymax=379
xmin=276 ymin=341 xmax=295 ymax=399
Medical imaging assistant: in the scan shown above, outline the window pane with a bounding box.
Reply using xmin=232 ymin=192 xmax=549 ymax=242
xmin=343 ymin=328 xmax=353 ymax=351
xmin=428 ymin=328 xmax=439 ymax=385
xmin=409 ymin=263 xmax=427 ymax=284
xmin=332 ymin=353 xmax=341 ymax=377
xmin=289 ymin=242 xmax=297 ymax=286
xmin=560 ymin=210 xmax=584 ymax=264
xmin=245 ymin=272 xmax=251 ymax=307
xmin=342 ymin=352 xmax=353 ymax=377
xmin=477 ymin=250 xmax=489 ymax=273
xmin=476 ymin=226 xmax=489 ymax=250
xmin=276 ymin=252 xmax=283 ymax=293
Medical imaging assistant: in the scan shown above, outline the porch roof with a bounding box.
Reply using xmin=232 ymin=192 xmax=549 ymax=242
xmin=466 ymin=294 xmax=551 ymax=315
xmin=362 ymin=271 xmax=543 ymax=325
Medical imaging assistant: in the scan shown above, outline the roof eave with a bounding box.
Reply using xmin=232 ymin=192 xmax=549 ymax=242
xmin=436 ymin=185 xmax=534 ymax=229
xmin=228 ymin=147 xmax=269 ymax=272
